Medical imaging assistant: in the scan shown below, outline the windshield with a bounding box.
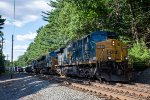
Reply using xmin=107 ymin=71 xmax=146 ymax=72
xmin=107 ymin=32 xmax=118 ymax=39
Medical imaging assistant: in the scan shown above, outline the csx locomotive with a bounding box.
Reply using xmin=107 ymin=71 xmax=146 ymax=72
xmin=31 ymin=31 xmax=132 ymax=81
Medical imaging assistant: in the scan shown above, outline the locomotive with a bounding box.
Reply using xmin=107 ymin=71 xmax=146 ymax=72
xmin=31 ymin=31 xmax=132 ymax=81
xmin=32 ymin=52 xmax=57 ymax=74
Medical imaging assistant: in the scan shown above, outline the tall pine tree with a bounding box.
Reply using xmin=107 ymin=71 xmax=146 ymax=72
xmin=0 ymin=15 xmax=5 ymax=74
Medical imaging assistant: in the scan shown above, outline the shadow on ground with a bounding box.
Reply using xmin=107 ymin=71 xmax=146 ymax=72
xmin=0 ymin=73 xmax=58 ymax=100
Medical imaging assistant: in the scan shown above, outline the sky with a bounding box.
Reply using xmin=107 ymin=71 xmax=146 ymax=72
xmin=0 ymin=0 xmax=52 ymax=61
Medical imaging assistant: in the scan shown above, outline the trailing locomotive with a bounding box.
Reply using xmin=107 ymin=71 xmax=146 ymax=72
xmin=32 ymin=31 xmax=132 ymax=81
xmin=32 ymin=52 xmax=57 ymax=74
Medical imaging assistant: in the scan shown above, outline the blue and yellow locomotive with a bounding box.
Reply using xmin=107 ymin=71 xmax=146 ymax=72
xmin=32 ymin=31 xmax=132 ymax=81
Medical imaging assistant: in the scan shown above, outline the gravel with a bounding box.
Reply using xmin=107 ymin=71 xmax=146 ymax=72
xmin=0 ymin=73 xmax=104 ymax=100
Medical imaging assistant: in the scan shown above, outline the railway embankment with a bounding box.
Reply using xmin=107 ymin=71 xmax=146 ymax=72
xmin=0 ymin=68 xmax=150 ymax=100
xmin=0 ymin=73 xmax=104 ymax=100
xmin=132 ymin=68 xmax=150 ymax=84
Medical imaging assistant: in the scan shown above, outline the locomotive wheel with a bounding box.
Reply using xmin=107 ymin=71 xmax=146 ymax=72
xmin=95 ymin=72 xmax=102 ymax=83
xmin=60 ymin=68 xmax=66 ymax=77
xmin=40 ymin=69 xmax=43 ymax=74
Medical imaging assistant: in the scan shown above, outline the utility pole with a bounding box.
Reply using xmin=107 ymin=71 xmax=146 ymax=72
xmin=0 ymin=37 xmax=2 ymax=59
xmin=11 ymin=35 xmax=14 ymax=67
xmin=6 ymin=54 xmax=9 ymax=67
xmin=11 ymin=35 xmax=14 ymax=79
xmin=6 ymin=54 xmax=9 ymax=61
xmin=11 ymin=0 xmax=15 ymax=79
xmin=2 ymin=37 xmax=4 ymax=71
xmin=1 ymin=37 xmax=3 ymax=51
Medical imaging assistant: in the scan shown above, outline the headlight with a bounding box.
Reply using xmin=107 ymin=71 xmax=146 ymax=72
xmin=108 ymin=57 xmax=111 ymax=60
xmin=112 ymin=40 xmax=115 ymax=46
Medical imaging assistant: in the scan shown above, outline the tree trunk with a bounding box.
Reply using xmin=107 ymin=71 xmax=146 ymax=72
xmin=128 ymin=0 xmax=139 ymax=42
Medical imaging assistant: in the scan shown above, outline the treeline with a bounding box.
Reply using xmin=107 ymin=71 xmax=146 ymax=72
xmin=0 ymin=15 xmax=6 ymax=73
xmin=15 ymin=0 xmax=150 ymax=67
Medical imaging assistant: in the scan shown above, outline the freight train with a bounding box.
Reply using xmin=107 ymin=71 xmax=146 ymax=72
xmin=31 ymin=31 xmax=132 ymax=81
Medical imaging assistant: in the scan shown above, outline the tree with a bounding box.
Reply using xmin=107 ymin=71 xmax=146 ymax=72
xmin=16 ymin=0 xmax=150 ymax=66
xmin=0 ymin=15 xmax=5 ymax=73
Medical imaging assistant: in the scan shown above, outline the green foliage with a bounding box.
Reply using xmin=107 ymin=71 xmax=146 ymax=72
xmin=0 ymin=15 xmax=5 ymax=30
xmin=16 ymin=0 xmax=149 ymax=67
xmin=0 ymin=15 xmax=5 ymax=73
xmin=0 ymin=53 xmax=4 ymax=67
xmin=129 ymin=40 xmax=150 ymax=65
xmin=5 ymin=60 xmax=11 ymax=67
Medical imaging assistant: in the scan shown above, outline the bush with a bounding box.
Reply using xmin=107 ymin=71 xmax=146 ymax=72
xmin=128 ymin=40 xmax=150 ymax=70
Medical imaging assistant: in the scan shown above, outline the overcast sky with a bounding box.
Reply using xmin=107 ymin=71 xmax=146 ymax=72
xmin=0 ymin=0 xmax=52 ymax=61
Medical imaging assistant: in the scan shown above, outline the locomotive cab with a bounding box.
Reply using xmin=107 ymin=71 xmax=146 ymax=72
xmin=96 ymin=39 xmax=132 ymax=81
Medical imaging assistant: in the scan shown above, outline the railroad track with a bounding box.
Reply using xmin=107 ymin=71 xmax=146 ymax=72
xmin=27 ymin=73 xmax=150 ymax=100
xmin=89 ymin=82 xmax=150 ymax=100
